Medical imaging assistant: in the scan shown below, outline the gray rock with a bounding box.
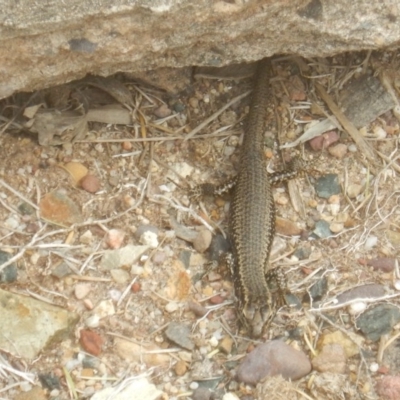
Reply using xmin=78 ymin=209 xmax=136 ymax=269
xmin=356 ymin=304 xmax=400 ymax=341
xmin=315 ymin=174 xmax=341 ymax=199
xmin=165 ymin=322 xmax=194 ymax=351
xmin=236 ymin=340 xmax=311 ymax=384
xmin=100 ymin=244 xmax=149 ymax=270
xmin=2 ymin=1 xmax=400 ymax=99
xmin=0 ymin=289 xmax=79 ymax=359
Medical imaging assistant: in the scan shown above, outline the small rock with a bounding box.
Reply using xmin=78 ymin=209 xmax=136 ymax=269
xmin=364 ymin=235 xmax=378 ymax=250
xmin=376 ymin=376 xmax=400 ymax=400
xmin=38 ymin=373 xmax=61 ymax=390
xmin=336 ymin=283 xmax=386 ymax=305
xmin=51 ymin=262 xmax=73 ymax=278
xmin=192 ymin=387 xmax=213 ymax=400
xmin=74 ymin=283 xmax=91 ymax=300
xmin=140 ymin=230 xmax=159 ymax=248
xmin=110 ymin=268 xmax=130 ymax=284
xmin=175 ymin=360 xmax=187 ymax=376
xmin=329 ymin=222 xmax=343 ymax=233
xmin=236 ymin=340 xmax=311 ymax=384
xmin=131 ymin=282 xmax=141 ymax=292
xmin=154 ymin=104 xmax=172 ymax=118
xmin=312 ymin=343 xmax=347 ymax=373
xmin=367 ymin=257 xmax=396 ymax=273
xmin=165 ymin=302 xmax=179 ymax=313
xmin=0 ymin=262 xmax=17 ymax=283
xmin=307 ymin=276 xmax=328 ymax=302
xmin=208 ymin=234 xmax=230 ymax=261
xmin=79 ymin=229 xmax=93 ymax=244
xmin=276 ymin=217 xmax=302 ymax=236
xmin=193 ymin=229 xmax=213 ymax=253
xmin=80 ymin=329 xmax=103 ymax=356
xmin=93 ymin=299 xmax=115 ymax=319
xmin=309 ymin=130 xmax=339 ymax=151
xmin=80 ymin=174 xmax=101 ymax=193
xmin=122 ymin=141 xmax=133 ymax=151
xmin=346 ymin=183 xmax=363 ymax=198
xmin=90 ymin=377 xmax=164 ymax=400
xmin=222 ymin=393 xmax=240 ymax=400
xmin=14 ymin=386 xmax=47 ymax=400
xmin=39 ymin=191 xmax=82 ymax=226
xmin=356 ymin=304 xmax=400 ymax=341
xmin=317 ymin=331 xmax=360 ymax=358
xmin=313 ymin=220 xmax=332 ymax=239
xmin=209 ymin=295 xmax=224 ymax=304
xmin=101 ymin=244 xmax=149 ymax=270
xmin=165 ymin=322 xmax=194 ymax=350
xmin=219 ymin=336 xmax=233 ymax=354
xmin=187 ymin=300 xmax=208 ymax=317
xmin=104 ymin=229 xmax=125 ymax=249
xmin=328 ymin=143 xmax=347 ymax=159
xmin=314 ymin=174 xmax=341 ymax=198
xmin=85 ymin=314 xmax=100 ymax=328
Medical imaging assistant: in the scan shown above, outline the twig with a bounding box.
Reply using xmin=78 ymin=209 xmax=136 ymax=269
xmin=0 ymin=178 xmax=39 ymax=210
xmin=184 ymin=90 xmax=251 ymax=140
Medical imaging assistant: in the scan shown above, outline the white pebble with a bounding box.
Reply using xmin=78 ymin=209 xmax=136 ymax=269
xmin=209 ymin=336 xmax=219 ymax=347
xmin=165 ymin=302 xmax=179 ymax=313
xmin=369 ymin=362 xmax=379 ymax=372
xmin=222 ymin=393 xmax=240 ymax=400
xmin=85 ymin=314 xmax=100 ymax=328
xmin=364 ymin=236 xmax=378 ymax=250
xmin=394 ymin=280 xmax=400 ymax=291
xmin=140 ymin=230 xmax=159 ymax=248
xmin=348 ymin=301 xmax=367 ymax=314
xmin=189 ymin=382 xmax=199 ymax=390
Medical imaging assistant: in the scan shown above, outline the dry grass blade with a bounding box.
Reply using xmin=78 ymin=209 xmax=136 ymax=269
xmin=184 ymin=90 xmax=251 ymax=140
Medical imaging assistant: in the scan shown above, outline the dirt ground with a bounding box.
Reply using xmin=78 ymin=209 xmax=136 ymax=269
xmin=0 ymin=51 xmax=400 ymax=400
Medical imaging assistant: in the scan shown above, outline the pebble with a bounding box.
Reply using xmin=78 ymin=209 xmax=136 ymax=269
xmin=80 ymin=329 xmax=103 ymax=356
xmin=348 ymin=143 xmax=357 ymax=152
xmin=80 ymin=174 xmax=101 ymax=193
xmin=314 ymin=174 xmax=341 ymax=198
xmin=312 ymin=343 xmax=347 ymax=373
xmin=237 ymin=341 xmax=311 ymax=384
xmin=104 ymin=229 xmax=125 ymax=249
xmin=165 ymin=301 xmax=179 ymax=313
xmin=0 ymin=263 xmax=17 ymax=283
xmin=93 ymin=299 xmax=115 ymax=318
xmin=110 ymin=268 xmax=130 ymax=284
xmin=307 ymin=276 xmax=328 ymax=302
xmin=192 ymin=387 xmax=213 ymax=400
xmin=367 ymin=257 xmax=395 ymax=272
xmin=165 ymin=322 xmax=195 ymax=350
xmin=317 ymin=330 xmax=359 ymax=358
xmin=313 ymin=220 xmax=332 ymax=239
xmin=219 ymin=336 xmax=233 ymax=354
xmin=356 ymin=304 xmax=400 ymax=341
xmin=207 ymin=234 xmax=230 ymax=261
xmin=328 ymin=143 xmax=347 ymax=159
xmin=364 ymin=235 xmax=378 ymax=249
xmin=80 ymin=230 xmax=93 ymax=244
xmin=74 ymin=283 xmax=91 ymax=299
xmin=329 ymin=222 xmax=343 ymax=233
xmin=187 ymin=300 xmax=208 ymax=317
xmin=222 ymin=393 xmax=240 ymax=400
xmin=275 ymin=217 xmax=302 ymax=236
xmin=193 ymin=229 xmax=213 ymax=253
xmin=309 ymin=130 xmax=339 ymax=151
xmin=376 ymin=376 xmax=400 ymax=400
xmin=154 ymin=104 xmax=172 ymax=118
xmin=346 ymin=183 xmax=363 ymax=198
xmin=175 ymin=360 xmax=187 ymax=376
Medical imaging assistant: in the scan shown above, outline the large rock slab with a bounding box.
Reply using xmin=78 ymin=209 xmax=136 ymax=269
xmin=0 ymin=289 xmax=79 ymax=359
xmin=1 ymin=0 xmax=400 ymax=99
